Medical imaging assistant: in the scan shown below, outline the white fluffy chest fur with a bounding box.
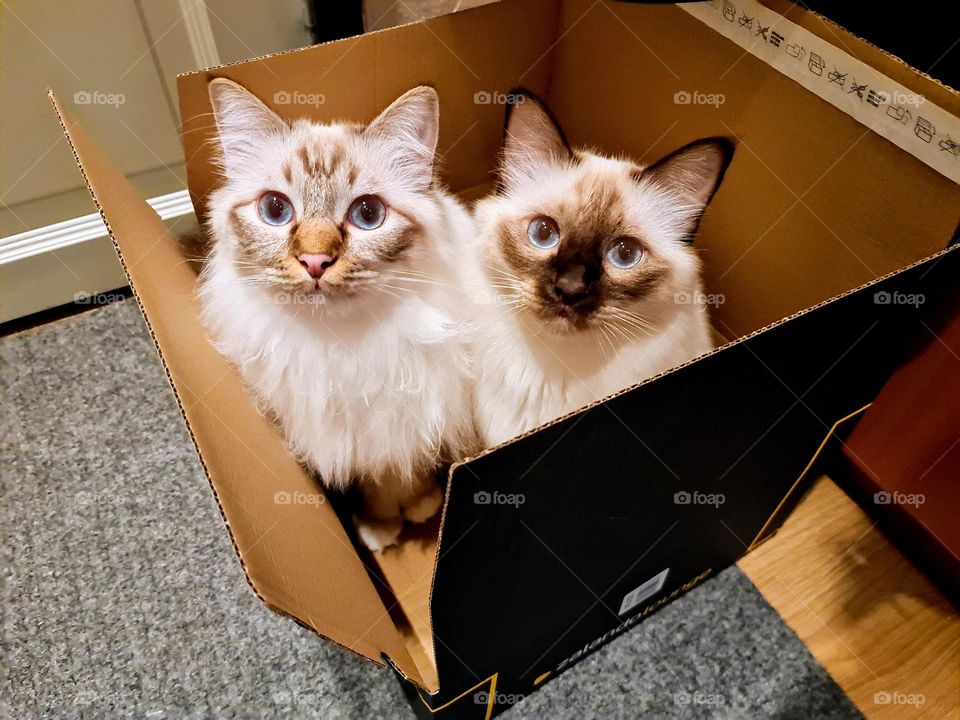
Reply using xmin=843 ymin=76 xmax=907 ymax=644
xmin=198 ymin=199 xmax=474 ymax=491
xmin=471 ymin=299 xmax=713 ymax=448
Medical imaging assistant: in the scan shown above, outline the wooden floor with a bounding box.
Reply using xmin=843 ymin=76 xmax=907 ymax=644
xmin=739 ymin=476 xmax=959 ymax=720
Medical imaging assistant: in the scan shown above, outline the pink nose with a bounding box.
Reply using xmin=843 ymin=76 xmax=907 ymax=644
xmin=298 ymin=253 xmax=336 ymax=279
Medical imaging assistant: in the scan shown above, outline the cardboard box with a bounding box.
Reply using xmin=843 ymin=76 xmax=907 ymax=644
xmin=51 ymin=1 xmax=960 ymax=717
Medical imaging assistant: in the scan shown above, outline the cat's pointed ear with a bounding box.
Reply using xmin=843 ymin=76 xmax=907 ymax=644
xmin=499 ymin=90 xmax=571 ymax=192
xmin=638 ymin=138 xmax=734 ymax=241
xmin=208 ymin=79 xmax=286 ymax=176
xmin=365 ymin=86 xmax=439 ymax=183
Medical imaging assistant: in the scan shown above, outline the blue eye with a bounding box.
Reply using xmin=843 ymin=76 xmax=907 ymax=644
xmin=256 ymin=191 xmax=294 ymax=226
xmin=605 ymin=237 xmax=643 ymax=269
xmin=348 ymin=195 xmax=387 ymax=230
xmin=527 ymin=216 xmax=559 ymax=249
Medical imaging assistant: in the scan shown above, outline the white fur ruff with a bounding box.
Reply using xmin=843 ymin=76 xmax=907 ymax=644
xmin=469 ymin=291 xmax=713 ymax=448
xmin=199 ymin=193 xmax=475 ymax=492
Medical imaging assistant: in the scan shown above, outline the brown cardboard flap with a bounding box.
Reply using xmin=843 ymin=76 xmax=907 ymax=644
xmin=177 ymin=0 xmax=560 ymax=222
xmin=49 ymin=93 xmax=427 ymax=687
xmin=545 ymin=0 xmax=960 ymax=338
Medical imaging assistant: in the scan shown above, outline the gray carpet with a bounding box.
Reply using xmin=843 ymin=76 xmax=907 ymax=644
xmin=1 ymin=300 xmax=862 ymax=719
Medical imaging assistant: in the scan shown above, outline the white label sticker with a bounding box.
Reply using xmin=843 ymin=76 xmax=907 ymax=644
xmin=619 ymin=568 xmax=670 ymax=615
xmin=680 ymin=0 xmax=960 ymax=185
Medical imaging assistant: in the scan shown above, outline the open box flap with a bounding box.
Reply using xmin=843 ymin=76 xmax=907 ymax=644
xmin=49 ymin=93 xmax=428 ymax=686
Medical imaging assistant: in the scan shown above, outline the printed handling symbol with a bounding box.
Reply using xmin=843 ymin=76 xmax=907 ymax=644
xmin=769 ymin=31 xmax=784 ymax=48
xmin=828 ymin=68 xmax=848 ymax=87
xmin=848 ymin=78 xmax=868 ymax=100
xmin=722 ymin=2 xmax=736 ymax=21
xmin=786 ymin=42 xmax=804 ymax=60
xmin=939 ymin=136 xmax=959 ymax=158
xmin=914 ymin=117 xmax=935 ymax=143
xmin=887 ymin=105 xmax=912 ymax=124
xmin=738 ymin=13 xmax=754 ymax=29
xmin=756 ymin=24 xmax=769 ymax=41
xmin=866 ymin=89 xmax=885 ymax=108
xmin=808 ymin=52 xmax=825 ymax=76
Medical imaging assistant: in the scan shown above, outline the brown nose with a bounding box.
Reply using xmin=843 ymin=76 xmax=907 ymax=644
xmin=299 ymin=253 xmax=337 ymax=279
xmin=553 ymin=265 xmax=590 ymax=305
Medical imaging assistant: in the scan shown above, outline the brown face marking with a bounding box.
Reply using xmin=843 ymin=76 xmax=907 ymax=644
xmin=228 ymin=205 xmax=246 ymax=240
xmin=295 ymin=142 xmax=351 ymax=180
xmin=366 ymin=206 xmax=422 ymax=263
xmin=293 ymin=218 xmax=343 ymax=258
xmin=603 ymin=261 xmax=668 ymax=302
xmin=494 ymin=168 xmax=669 ymax=327
xmin=297 ymin=146 xmax=311 ymax=176
xmin=376 ymin=224 xmax=419 ymax=263
xmin=282 ymin=162 xmax=292 ymax=184
xmin=324 ymin=145 xmax=343 ymax=177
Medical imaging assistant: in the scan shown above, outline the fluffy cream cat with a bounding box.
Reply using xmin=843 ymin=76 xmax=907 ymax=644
xmin=199 ymin=80 xmax=475 ymax=550
xmin=469 ymin=91 xmax=733 ymax=448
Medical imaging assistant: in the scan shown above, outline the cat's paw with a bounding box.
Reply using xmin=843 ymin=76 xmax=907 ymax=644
xmin=402 ymin=484 xmax=443 ymax=523
xmin=354 ymin=515 xmax=403 ymax=552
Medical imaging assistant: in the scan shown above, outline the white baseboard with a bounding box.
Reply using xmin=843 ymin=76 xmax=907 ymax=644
xmin=0 ymin=190 xmax=195 ymax=324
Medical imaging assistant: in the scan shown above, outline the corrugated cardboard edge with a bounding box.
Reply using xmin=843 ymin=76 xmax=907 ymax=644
xmin=47 ymin=90 xmax=434 ymax=691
